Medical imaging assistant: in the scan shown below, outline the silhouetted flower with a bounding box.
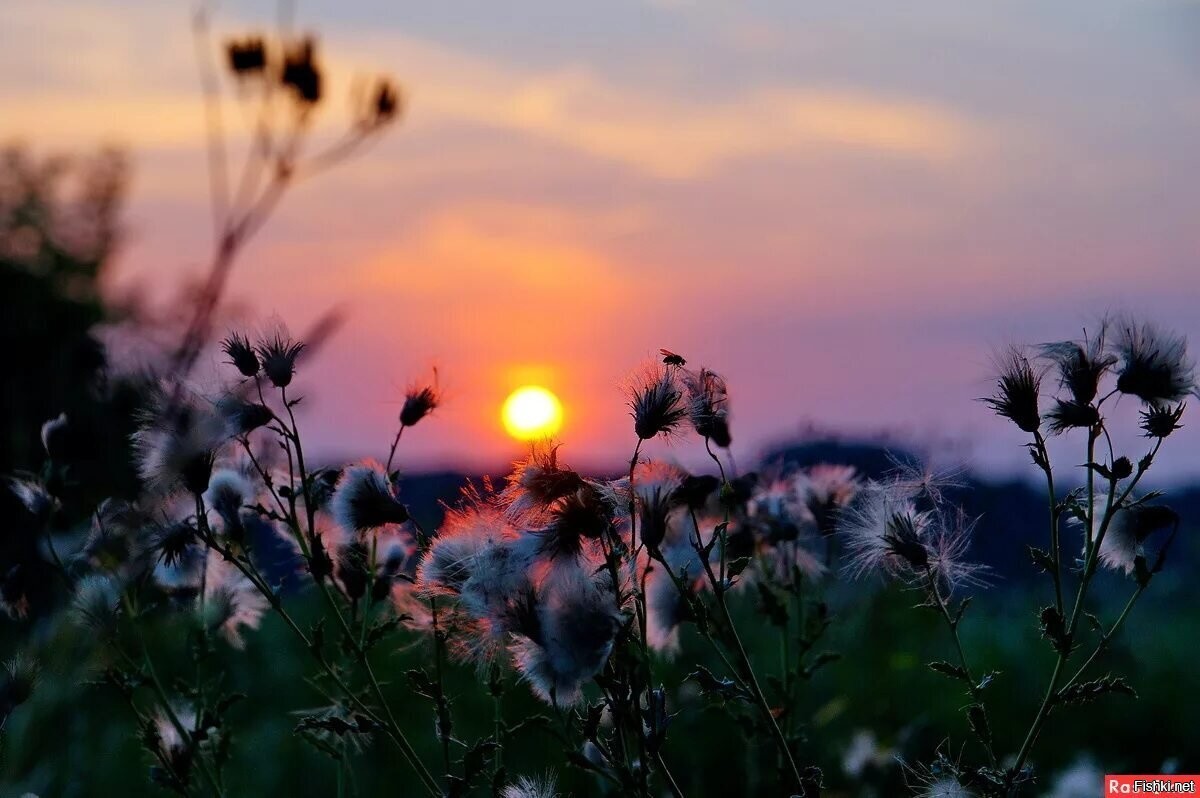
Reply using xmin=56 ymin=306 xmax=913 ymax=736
xmin=226 ymin=37 xmax=267 ymax=76
xmin=399 ymin=375 xmax=441 ymax=427
xmin=202 ymin=556 xmax=267 ymax=648
xmin=132 ymin=390 xmax=229 ymax=495
xmin=332 ymin=464 xmax=409 ymax=532
xmin=843 ymin=483 xmax=981 ymax=588
xmin=682 ymin=367 xmax=732 ymax=447
xmin=1039 ymin=325 xmax=1115 ymax=406
xmin=982 ymin=348 xmax=1042 ymax=434
xmin=634 ymin=461 xmax=685 ymax=551
xmin=1112 ymin=319 xmax=1196 ymax=405
xmin=626 ymin=362 xmax=687 ymax=441
xmin=1045 ymin=399 xmax=1100 ymax=434
xmin=502 ymin=445 xmax=585 ymax=522
xmin=205 ymin=469 xmax=252 ymax=542
xmin=146 ymin=704 xmax=196 ymax=780
xmin=71 ymin=575 xmax=122 ymax=635
xmin=0 ymin=654 xmax=38 ymax=726
xmin=256 ymin=332 xmax=304 ymax=388
xmin=509 ymin=565 xmax=620 ymax=705
xmin=361 ymin=77 xmax=402 ymax=127
xmin=1140 ymin=403 xmax=1185 ymax=438
xmin=217 ymin=396 xmax=274 ymax=435
xmin=221 ymin=333 xmax=260 ymax=377
xmin=794 ymin=465 xmax=859 ymax=537
xmin=152 ymin=521 xmax=197 ymax=568
xmin=281 ymin=37 xmax=321 ymax=104
xmin=336 ymin=540 xmax=370 ymax=601
xmin=1083 ymin=498 xmax=1179 ymax=575
xmin=535 ymin=485 xmax=617 ymax=559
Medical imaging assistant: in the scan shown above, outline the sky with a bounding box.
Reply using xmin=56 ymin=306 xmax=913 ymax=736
xmin=3 ymin=0 xmax=1200 ymax=478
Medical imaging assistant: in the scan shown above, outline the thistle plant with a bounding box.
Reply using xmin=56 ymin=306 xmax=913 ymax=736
xmin=844 ymin=317 xmax=1194 ymax=797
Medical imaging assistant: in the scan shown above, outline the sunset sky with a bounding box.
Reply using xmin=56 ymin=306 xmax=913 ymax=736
xmin=4 ymin=0 xmax=1200 ymax=477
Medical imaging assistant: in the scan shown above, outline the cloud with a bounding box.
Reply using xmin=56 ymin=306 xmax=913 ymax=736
xmin=1 ymin=2 xmax=977 ymax=182
xmin=355 ymin=35 xmax=976 ymax=178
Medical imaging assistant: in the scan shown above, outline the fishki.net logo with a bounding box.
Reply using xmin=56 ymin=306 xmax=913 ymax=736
xmin=1106 ymin=776 xmax=1199 ymax=795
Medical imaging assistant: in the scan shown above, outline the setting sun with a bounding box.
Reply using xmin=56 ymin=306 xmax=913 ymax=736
xmin=501 ymin=385 xmax=563 ymax=440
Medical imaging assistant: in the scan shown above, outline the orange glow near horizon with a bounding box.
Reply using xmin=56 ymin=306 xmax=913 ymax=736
xmin=502 ymin=386 xmax=564 ymax=441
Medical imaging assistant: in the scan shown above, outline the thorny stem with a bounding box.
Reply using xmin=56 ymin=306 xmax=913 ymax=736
xmin=1032 ymin=431 xmax=1063 ymax=616
xmin=242 ymin=396 xmax=440 ymax=796
xmin=194 ymin=526 xmax=440 ymax=797
xmin=653 ymin=750 xmax=687 ymax=798
xmin=623 ymin=436 xmax=655 ymax=798
xmin=694 ymin=437 xmax=805 ymax=790
xmin=713 ymin=588 xmax=803 ymax=789
xmin=385 ymin=424 xmax=406 ymax=474
xmin=429 ymin=595 xmax=453 ymax=782
xmin=1059 ymin=584 xmax=1145 ymax=694
xmin=1007 ymin=434 xmax=1163 ymax=792
xmin=924 ymin=567 xmax=998 ymax=767
xmin=119 ymin=592 xmax=225 ymax=798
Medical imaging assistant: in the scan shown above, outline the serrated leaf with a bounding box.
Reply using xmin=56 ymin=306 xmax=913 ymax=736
xmin=461 ymin=739 xmax=498 ymax=782
xmin=1039 ymin=606 xmax=1072 ymax=655
xmin=687 ymin=666 xmax=750 ymax=703
xmin=928 ymin=660 xmax=970 ymax=681
xmin=364 ymin=616 xmax=403 ymax=650
xmin=1027 ymin=545 xmax=1055 ymax=574
xmin=801 ymin=651 xmax=842 ymax=680
xmin=405 ymin=668 xmax=435 ymax=698
xmin=967 ymin=703 xmax=992 ymax=747
xmin=1056 ymin=675 xmax=1136 ymax=705
xmin=756 ymin=582 xmax=789 ymax=628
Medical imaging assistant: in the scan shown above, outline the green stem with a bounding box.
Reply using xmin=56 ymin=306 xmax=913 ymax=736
xmin=925 ymin=567 xmax=997 ymax=766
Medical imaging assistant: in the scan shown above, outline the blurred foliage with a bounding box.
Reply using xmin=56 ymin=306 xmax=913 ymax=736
xmin=2 ymin=547 xmax=1196 ymax=796
xmin=0 ymin=146 xmax=142 ymax=504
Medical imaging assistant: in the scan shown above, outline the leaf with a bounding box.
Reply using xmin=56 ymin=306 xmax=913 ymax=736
xmin=566 ymin=750 xmax=601 ymax=774
xmin=967 ymin=703 xmax=992 ymax=747
xmin=1056 ymin=675 xmax=1136 ymax=705
xmin=756 ymin=582 xmax=789 ymax=628
xmin=801 ymin=651 xmax=842 ymax=680
xmin=952 ymin=596 xmax=973 ymax=629
xmin=1027 ymin=546 xmax=1055 ymax=574
xmin=1039 ymin=606 xmax=1072 ymax=655
xmin=726 ymin=556 xmax=751 ymax=579
xmin=364 ymin=616 xmax=403 ymax=651
xmin=405 ymin=668 xmax=436 ymax=699
xmin=687 ymin=666 xmax=750 ymax=703
xmin=215 ymin=692 xmax=247 ymax=715
xmin=1028 ymin=444 xmax=1049 ymax=472
xmin=461 ymin=738 xmax=498 ymax=783
xmin=928 ymin=661 xmax=970 ymax=682
xmin=582 ymin=702 xmax=604 ymax=740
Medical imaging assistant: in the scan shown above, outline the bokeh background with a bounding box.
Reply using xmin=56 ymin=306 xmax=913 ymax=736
xmin=3 ymin=1 xmax=1200 ymax=796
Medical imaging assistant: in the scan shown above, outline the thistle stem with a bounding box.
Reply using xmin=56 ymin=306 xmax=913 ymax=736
xmin=1008 ymin=435 xmax=1161 ymax=791
xmin=924 ymin=567 xmax=997 ymax=767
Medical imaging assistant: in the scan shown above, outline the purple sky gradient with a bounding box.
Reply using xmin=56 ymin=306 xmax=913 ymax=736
xmin=4 ymin=0 xmax=1200 ymax=478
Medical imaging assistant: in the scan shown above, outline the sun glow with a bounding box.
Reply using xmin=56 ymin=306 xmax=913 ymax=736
xmin=502 ymin=385 xmax=563 ymax=441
